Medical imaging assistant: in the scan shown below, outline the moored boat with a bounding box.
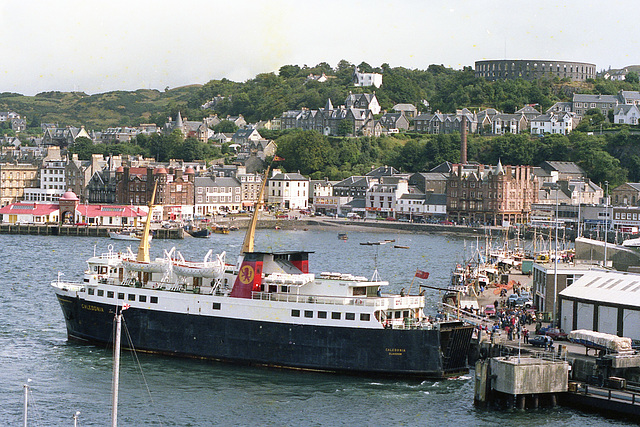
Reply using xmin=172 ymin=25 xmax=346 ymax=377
xmin=51 ymin=169 xmax=473 ymax=379
xmin=109 ymin=230 xmax=152 ymax=243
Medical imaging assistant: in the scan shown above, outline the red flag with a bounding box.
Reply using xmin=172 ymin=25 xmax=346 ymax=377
xmin=122 ymin=303 xmax=131 ymax=311
xmin=415 ymin=270 xmax=429 ymax=279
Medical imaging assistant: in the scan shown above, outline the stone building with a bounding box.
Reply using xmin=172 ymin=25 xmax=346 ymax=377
xmin=115 ymin=166 xmax=195 ymax=206
xmin=446 ymin=161 xmax=538 ymax=225
xmin=475 ymin=59 xmax=596 ymax=82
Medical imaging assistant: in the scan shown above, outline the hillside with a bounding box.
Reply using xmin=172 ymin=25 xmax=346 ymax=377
xmin=0 ymin=85 xmax=201 ymax=129
xmin=1 ymin=61 xmax=640 ymax=132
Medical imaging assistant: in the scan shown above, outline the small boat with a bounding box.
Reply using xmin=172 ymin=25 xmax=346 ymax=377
xmin=109 ymin=230 xmax=152 ymax=243
xmin=394 ymin=245 xmax=410 ymax=249
xmin=186 ymin=228 xmax=211 ymax=238
xmin=338 ymin=232 xmax=348 ymax=240
xmin=212 ymin=225 xmax=230 ymax=234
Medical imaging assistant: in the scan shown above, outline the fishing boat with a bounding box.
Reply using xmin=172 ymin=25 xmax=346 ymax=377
xmin=337 ymin=232 xmax=348 ymax=240
xmin=109 ymin=230 xmax=152 ymax=243
xmin=184 ymin=225 xmax=211 ymax=238
xmin=51 ymin=171 xmax=473 ymax=379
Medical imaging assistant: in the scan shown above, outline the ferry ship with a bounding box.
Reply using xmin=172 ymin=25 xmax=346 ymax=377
xmin=52 ymin=176 xmax=473 ymax=379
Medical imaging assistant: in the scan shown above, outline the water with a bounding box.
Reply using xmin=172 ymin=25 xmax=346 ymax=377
xmin=0 ymin=230 xmax=631 ymax=425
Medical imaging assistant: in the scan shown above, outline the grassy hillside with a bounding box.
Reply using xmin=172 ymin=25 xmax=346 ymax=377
xmin=0 ymin=85 xmax=201 ymax=129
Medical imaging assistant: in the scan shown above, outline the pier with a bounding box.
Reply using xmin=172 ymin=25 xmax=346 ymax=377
xmin=474 ymin=335 xmax=640 ymax=420
xmin=0 ymin=224 xmax=185 ymax=239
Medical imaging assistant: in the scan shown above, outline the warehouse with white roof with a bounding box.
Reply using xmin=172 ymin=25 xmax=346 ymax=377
xmin=559 ymin=270 xmax=640 ymax=342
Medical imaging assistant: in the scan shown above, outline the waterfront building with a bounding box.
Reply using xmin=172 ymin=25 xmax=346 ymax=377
xmin=611 ymin=182 xmax=640 ymax=206
xmin=532 ymin=261 xmax=605 ymax=321
xmin=115 ymin=165 xmax=194 ymax=207
xmin=0 ymin=162 xmax=39 ymax=207
xmin=365 ymin=177 xmax=409 ymax=219
xmin=446 ymin=162 xmax=538 ymax=226
xmin=267 ymin=171 xmax=309 ymax=210
xmin=23 ymin=147 xmax=67 ymax=203
xmin=559 ymin=270 xmax=640 ymax=341
xmin=194 ymin=175 xmax=242 ymax=216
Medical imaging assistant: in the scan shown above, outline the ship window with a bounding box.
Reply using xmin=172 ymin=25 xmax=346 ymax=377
xmin=360 ymin=313 xmax=371 ymax=321
xmin=281 ymin=286 xmax=288 ymax=293
xmin=353 ymin=287 xmax=366 ymax=296
xmin=128 ymin=294 xmax=136 ymax=301
xmin=269 ymin=285 xmax=277 ymax=293
xmin=118 ymin=293 xmax=125 ymax=300
xmin=304 ymin=310 xmax=313 ymax=318
xmin=403 ymin=310 xmax=409 ymax=318
xmin=345 ymin=313 xmax=355 ymax=320
xmin=394 ymin=311 xmax=401 ymax=319
xmin=88 ymin=288 xmax=95 ymax=295
xmin=98 ymin=290 xmax=104 ymax=297
xmin=107 ymin=291 xmax=114 ymax=298
xmin=318 ymin=311 xmax=327 ymax=319
xmin=150 ymin=296 xmax=158 ymax=304
xmin=292 ymin=309 xmax=300 ymax=317
xmin=331 ymin=312 xmax=341 ymax=320
xmin=139 ymin=295 xmax=147 ymax=302
xmin=212 ymin=302 xmax=221 ymax=310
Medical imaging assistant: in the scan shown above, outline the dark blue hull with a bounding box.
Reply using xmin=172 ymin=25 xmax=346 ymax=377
xmin=56 ymin=295 xmax=473 ymax=379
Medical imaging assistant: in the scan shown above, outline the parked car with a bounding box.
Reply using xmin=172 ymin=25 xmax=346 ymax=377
xmin=541 ymin=327 xmax=568 ymax=340
xmin=529 ymin=335 xmax=549 ymax=347
xmin=439 ymin=220 xmax=454 ymax=225
xmin=484 ymin=304 xmax=496 ymax=317
xmin=385 ymin=217 xmax=396 ymax=221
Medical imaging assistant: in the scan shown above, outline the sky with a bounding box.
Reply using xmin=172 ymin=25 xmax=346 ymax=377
xmin=1 ymin=0 xmax=638 ymax=96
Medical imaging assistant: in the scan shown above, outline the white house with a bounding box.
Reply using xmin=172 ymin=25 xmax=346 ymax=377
xmin=365 ymin=178 xmax=409 ymax=219
xmin=267 ymin=172 xmax=309 ymax=210
xmin=353 ymin=71 xmax=383 ymax=88
xmin=23 ymin=147 xmax=67 ymax=202
xmin=530 ymin=112 xmax=577 ymax=135
xmin=613 ymin=104 xmax=640 ymax=125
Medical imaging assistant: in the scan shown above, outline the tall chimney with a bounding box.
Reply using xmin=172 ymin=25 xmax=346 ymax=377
xmin=460 ymin=115 xmax=468 ymax=164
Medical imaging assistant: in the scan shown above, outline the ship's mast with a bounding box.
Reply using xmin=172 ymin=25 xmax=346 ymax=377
xmin=241 ymin=166 xmax=270 ymax=254
xmin=136 ymin=180 xmax=158 ymax=262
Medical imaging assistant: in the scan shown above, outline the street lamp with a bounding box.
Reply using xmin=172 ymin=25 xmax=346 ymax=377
xmin=604 ymin=181 xmax=609 ymax=266
xmin=553 ymin=182 xmax=559 ymax=326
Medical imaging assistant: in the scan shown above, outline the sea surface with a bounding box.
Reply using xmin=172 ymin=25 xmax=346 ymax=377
xmin=0 ymin=229 xmax=631 ymax=426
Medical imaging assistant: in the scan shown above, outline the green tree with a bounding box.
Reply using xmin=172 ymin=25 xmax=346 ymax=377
xmin=279 ymin=65 xmax=301 ymax=78
xmin=275 ymin=130 xmax=331 ymax=175
xmin=213 ymin=120 xmax=239 ymax=133
xmin=337 ymin=120 xmax=353 ymax=136
xmin=68 ymin=136 xmax=101 ymax=160
xmin=626 ymin=71 xmax=639 ymax=84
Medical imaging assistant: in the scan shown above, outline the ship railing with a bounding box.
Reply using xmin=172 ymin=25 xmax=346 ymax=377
xmin=251 ymin=291 xmax=409 ymax=307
